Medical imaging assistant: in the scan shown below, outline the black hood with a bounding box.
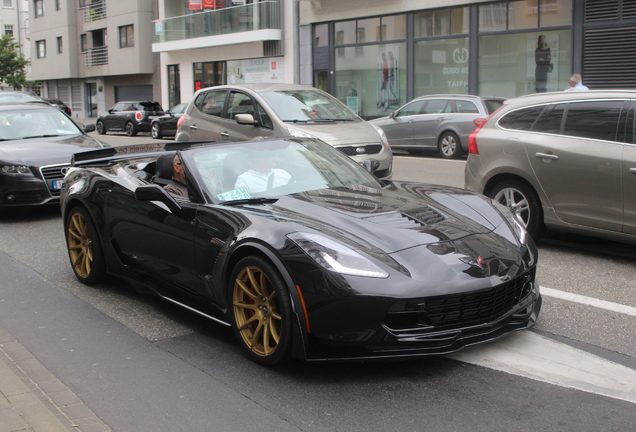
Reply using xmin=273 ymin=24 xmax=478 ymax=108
xmin=0 ymin=134 xmax=106 ymax=166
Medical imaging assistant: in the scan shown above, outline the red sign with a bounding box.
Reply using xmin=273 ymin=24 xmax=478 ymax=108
xmin=203 ymin=0 xmax=215 ymax=8
xmin=188 ymin=0 xmax=202 ymax=10
xmin=195 ymin=81 xmax=202 ymax=91
xmin=271 ymin=61 xmax=276 ymax=70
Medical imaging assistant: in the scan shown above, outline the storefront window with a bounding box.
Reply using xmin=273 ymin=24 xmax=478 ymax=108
xmin=414 ymin=37 xmax=469 ymax=96
xmin=382 ymin=15 xmax=406 ymax=40
xmin=508 ymin=0 xmax=539 ymax=30
xmin=335 ymin=43 xmax=406 ymax=119
xmin=358 ymin=18 xmax=381 ymax=42
xmin=314 ymin=23 xmax=328 ymax=47
xmin=540 ymin=0 xmax=572 ymax=27
xmin=451 ymin=8 xmax=469 ymax=34
xmin=479 ymin=29 xmax=571 ymax=97
xmin=335 ymin=20 xmax=356 ymax=45
xmin=416 ymin=7 xmax=468 ymax=37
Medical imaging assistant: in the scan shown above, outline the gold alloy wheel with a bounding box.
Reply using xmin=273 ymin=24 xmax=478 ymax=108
xmin=232 ymin=265 xmax=282 ymax=357
xmin=67 ymin=212 xmax=94 ymax=279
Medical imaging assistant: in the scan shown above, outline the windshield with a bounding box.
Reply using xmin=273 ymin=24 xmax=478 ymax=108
xmin=0 ymin=92 xmax=46 ymax=104
xmin=259 ymin=90 xmax=359 ymax=122
xmin=0 ymin=108 xmax=83 ymax=141
xmin=185 ymin=138 xmax=381 ymax=203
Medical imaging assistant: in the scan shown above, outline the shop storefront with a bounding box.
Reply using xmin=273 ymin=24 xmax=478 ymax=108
xmin=312 ymin=0 xmax=576 ymax=120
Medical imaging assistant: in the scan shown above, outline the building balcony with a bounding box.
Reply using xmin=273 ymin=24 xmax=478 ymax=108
xmin=79 ymin=0 xmax=107 ymax=23
xmin=82 ymin=46 xmax=108 ymax=67
xmin=152 ymin=1 xmax=281 ymax=53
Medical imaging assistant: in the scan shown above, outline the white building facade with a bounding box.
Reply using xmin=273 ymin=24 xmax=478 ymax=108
xmin=0 ymin=0 xmax=32 ymax=90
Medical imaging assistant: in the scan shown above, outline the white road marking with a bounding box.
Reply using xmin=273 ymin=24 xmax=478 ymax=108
xmin=540 ymin=286 xmax=636 ymax=317
xmin=447 ymin=331 xmax=636 ymax=404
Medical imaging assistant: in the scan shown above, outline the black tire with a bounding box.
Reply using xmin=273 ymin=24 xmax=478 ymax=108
xmin=229 ymin=256 xmax=293 ymax=366
xmin=438 ymin=131 xmax=462 ymax=159
xmin=96 ymin=120 xmax=106 ymax=135
xmin=65 ymin=206 xmax=106 ymax=285
xmin=125 ymin=121 xmax=138 ymax=137
xmin=151 ymin=122 xmax=162 ymax=139
xmin=490 ymin=179 xmax=544 ymax=241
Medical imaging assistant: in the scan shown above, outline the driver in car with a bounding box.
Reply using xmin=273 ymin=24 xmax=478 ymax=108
xmin=234 ymin=151 xmax=291 ymax=194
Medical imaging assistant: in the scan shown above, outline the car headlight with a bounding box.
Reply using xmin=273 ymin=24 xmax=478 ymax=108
xmin=1 ymin=165 xmax=33 ymax=176
xmin=286 ymin=127 xmax=316 ymax=139
xmin=492 ymin=201 xmax=528 ymax=245
xmin=371 ymin=124 xmax=390 ymax=147
xmin=287 ymin=232 xmax=389 ymax=278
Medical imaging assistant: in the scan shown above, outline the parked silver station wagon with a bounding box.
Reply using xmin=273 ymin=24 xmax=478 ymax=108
xmin=369 ymin=94 xmax=505 ymax=159
xmin=465 ymin=90 xmax=636 ymax=244
xmin=175 ymin=84 xmax=393 ymax=178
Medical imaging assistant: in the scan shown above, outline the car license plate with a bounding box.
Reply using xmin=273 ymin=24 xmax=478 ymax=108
xmin=52 ymin=180 xmax=63 ymax=190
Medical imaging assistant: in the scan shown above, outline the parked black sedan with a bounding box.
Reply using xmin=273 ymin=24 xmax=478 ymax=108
xmin=61 ymin=137 xmax=540 ymax=365
xmin=0 ymin=104 xmax=105 ymax=209
xmin=96 ymin=101 xmax=164 ymax=137
xmin=151 ymin=102 xmax=187 ymax=139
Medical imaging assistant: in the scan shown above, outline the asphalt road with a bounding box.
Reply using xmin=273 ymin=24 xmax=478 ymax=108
xmin=0 ymin=134 xmax=635 ymax=431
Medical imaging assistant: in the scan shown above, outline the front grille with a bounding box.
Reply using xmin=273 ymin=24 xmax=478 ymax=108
xmin=40 ymin=164 xmax=69 ymax=197
xmin=337 ymin=144 xmax=383 ymax=156
xmin=385 ymin=267 xmax=536 ymax=331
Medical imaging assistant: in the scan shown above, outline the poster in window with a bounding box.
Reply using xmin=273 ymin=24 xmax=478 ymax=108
xmin=377 ymin=49 xmax=400 ymax=113
xmin=189 ymin=0 xmax=202 ymax=10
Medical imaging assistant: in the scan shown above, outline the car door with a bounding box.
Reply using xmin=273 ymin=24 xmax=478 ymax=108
xmin=221 ymin=90 xmax=271 ymax=142
xmin=188 ymin=89 xmax=229 ymax=141
xmin=619 ymin=101 xmax=636 ymax=235
xmin=413 ymin=99 xmax=454 ymax=147
xmin=379 ymin=99 xmax=427 ymax=148
xmin=103 ymin=102 xmax=126 ymax=130
xmin=525 ymin=100 xmax=624 ymax=232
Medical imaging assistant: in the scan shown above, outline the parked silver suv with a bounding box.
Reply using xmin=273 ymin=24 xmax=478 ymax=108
xmin=369 ymin=94 xmax=505 ymax=159
xmin=465 ymin=90 xmax=636 ymax=244
xmin=175 ymin=84 xmax=393 ymax=178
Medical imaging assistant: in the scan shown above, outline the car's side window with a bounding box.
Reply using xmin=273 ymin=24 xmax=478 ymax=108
xmin=498 ymin=105 xmax=545 ymax=131
xmin=396 ymin=100 xmax=426 ymax=117
xmin=617 ymin=102 xmax=635 ymax=144
xmin=423 ymin=100 xmax=451 ymax=114
xmin=256 ymin=103 xmax=273 ymax=129
xmin=454 ymin=100 xmax=480 ymax=114
xmin=196 ymin=90 xmax=226 ymax=117
xmin=112 ymin=103 xmax=126 ymax=112
xmin=532 ymin=103 xmax=564 ymax=134
xmin=562 ymin=100 xmax=624 ymax=142
xmin=226 ymin=91 xmax=255 ymax=120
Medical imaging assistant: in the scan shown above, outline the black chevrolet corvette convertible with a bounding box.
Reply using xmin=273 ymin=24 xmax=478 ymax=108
xmin=61 ymin=137 xmax=541 ymax=365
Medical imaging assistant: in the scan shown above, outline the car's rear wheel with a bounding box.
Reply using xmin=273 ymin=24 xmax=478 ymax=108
xmin=125 ymin=122 xmax=138 ymax=137
xmin=438 ymin=132 xmax=462 ymax=159
xmin=229 ymin=256 xmax=292 ymax=366
xmin=65 ymin=206 xmax=106 ymax=285
xmin=151 ymin=122 xmax=162 ymax=139
xmin=490 ymin=179 xmax=544 ymax=240
xmin=96 ymin=120 xmax=106 ymax=135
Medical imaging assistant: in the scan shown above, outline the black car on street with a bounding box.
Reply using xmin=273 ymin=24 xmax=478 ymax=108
xmin=0 ymin=103 xmax=105 ymax=209
xmin=151 ymin=102 xmax=187 ymax=139
xmin=96 ymin=101 xmax=164 ymax=136
xmin=61 ymin=137 xmax=540 ymax=366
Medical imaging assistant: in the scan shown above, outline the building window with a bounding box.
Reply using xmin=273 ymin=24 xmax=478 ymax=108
xmin=3 ymin=0 xmax=12 ymax=8
xmin=119 ymin=25 xmax=134 ymax=48
xmin=4 ymin=25 xmax=13 ymax=36
xmin=57 ymin=36 xmax=63 ymax=53
xmin=36 ymin=40 xmax=46 ymax=58
xmin=55 ymin=0 xmax=61 ymax=10
xmin=80 ymin=34 xmax=88 ymax=52
xmin=34 ymin=0 xmax=44 ymax=17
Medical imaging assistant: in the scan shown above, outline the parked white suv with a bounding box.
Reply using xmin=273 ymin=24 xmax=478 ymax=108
xmin=175 ymin=84 xmax=393 ymax=178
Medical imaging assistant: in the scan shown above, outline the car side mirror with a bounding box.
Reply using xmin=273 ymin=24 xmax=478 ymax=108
xmin=83 ymin=123 xmax=96 ymax=133
xmin=389 ymin=111 xmax=397 ymax=119
xmin=235 ymin=113 xmax=256 ymax=125
xmin=135 ymin=185 xmax=182 ymax=213
xmin=362 ymin=159 xmax=380 ymax=174
xmin=108 ymin=109 xmax=114 ymax=114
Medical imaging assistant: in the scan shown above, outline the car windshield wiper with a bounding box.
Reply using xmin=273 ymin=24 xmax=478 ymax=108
xmin=313 ymin=118 xmax=355 ymax=122
xmin=21 ymin=134 xmax=62 ymax=139
xmin=220 ymin=197 xmax=279 ymax=206
xmin=283 ymin=119 xmax=310 ymax=123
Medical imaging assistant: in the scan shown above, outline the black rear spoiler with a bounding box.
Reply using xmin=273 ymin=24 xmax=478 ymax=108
xmin=71 ymin=141 xmax=217 ymax=165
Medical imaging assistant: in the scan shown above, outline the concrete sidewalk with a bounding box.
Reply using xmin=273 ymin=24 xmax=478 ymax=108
xmin=0 ymin=327 xmax=110 ymax=432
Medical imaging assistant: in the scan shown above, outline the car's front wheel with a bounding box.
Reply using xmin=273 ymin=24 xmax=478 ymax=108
xmin=65 ymin=206 xmax=106 ymax=285
xmin=229 ymin=256 xmax=292 ymax=366
xmin=438 ymin=131 xmax=462 ymax=159
xmin=151 ymin=122 xmax=162 ymax=139
xmin=490 ymin=179 xmax=544 ymax=240
xmin=96 ymin=120 xmax=106 ymax=135
xmin=125 ymin=121 xmax=138 ymax=137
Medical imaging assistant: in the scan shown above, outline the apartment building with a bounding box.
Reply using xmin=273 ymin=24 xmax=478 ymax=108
xmin=0 ymin=0 xmax=32 ymax=89
xmin=29 ymin=0 xmax=158 ymax=118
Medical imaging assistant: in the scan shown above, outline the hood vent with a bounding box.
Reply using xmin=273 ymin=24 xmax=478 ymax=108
xmin=365 ymin=206 xmax=446 ymax=229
